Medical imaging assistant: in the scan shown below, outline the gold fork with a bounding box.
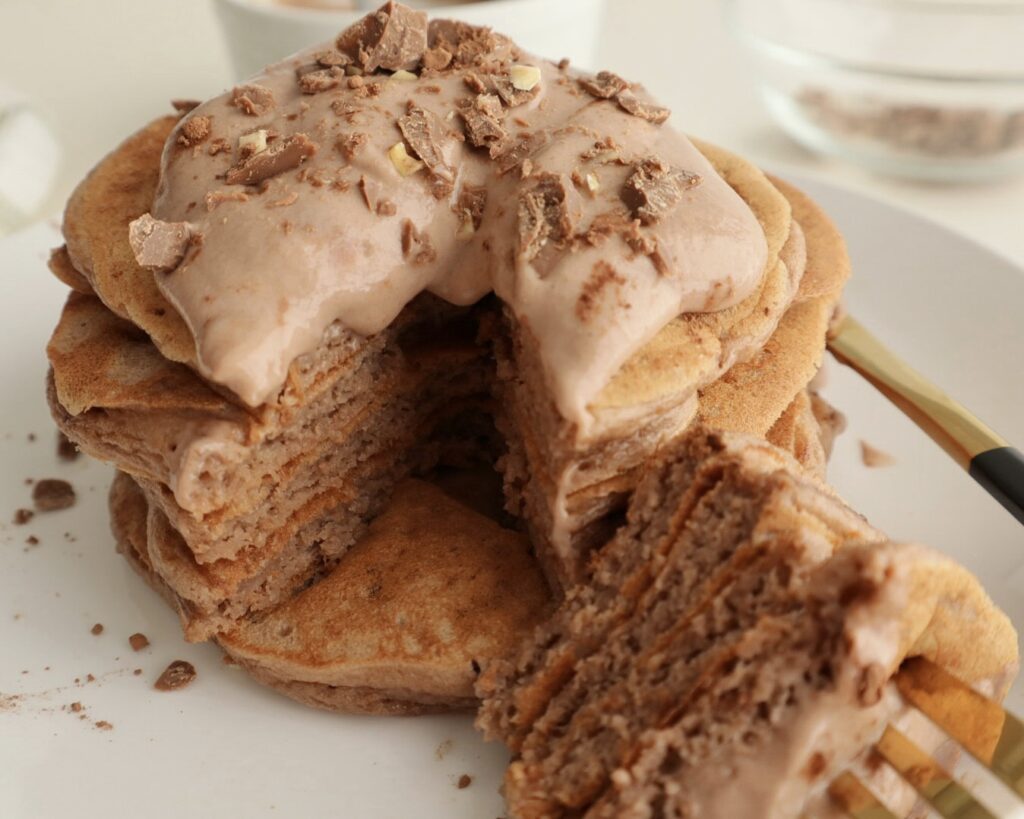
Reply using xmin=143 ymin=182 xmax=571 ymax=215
xmin=828 ymin=316 xmax=1024 ymax=526
xmin=827 ymin=658 xmax=1024 ymax=819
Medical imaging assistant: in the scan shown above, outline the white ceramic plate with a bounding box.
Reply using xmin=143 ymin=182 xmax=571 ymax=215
xmin=1 ymin=178 xmax=1023 ymax=818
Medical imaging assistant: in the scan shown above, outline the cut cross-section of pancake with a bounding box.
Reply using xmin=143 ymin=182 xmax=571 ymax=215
xmin=111 ymin=473 xmax=553 ymax=715
xmin=477 ymin=429 xmax=1018 ymax=819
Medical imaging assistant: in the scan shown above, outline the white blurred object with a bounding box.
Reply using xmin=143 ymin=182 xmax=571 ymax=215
xmin=0 ymin=87 xmax=60 ymax=236
xmin=213 ymin=0 xmax=607 ymax=80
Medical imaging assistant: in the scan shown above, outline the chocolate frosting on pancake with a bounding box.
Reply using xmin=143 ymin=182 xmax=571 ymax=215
xmin=142 ymin=2 xmax=768 ymax=428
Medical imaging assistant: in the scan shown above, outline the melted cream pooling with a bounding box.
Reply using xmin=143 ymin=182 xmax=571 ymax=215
xmin=152 ymin=33 xmax=767 ymax=426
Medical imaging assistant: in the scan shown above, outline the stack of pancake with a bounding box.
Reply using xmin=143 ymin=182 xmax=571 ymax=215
xmin=47 ymin=3 xmax=848 ymax=711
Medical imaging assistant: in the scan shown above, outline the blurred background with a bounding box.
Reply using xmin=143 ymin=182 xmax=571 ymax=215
xmin=0 ymin=0 xmax=1022 ymax=264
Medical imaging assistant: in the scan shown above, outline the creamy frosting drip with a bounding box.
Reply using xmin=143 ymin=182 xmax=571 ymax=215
xmin=146 ymin=3 xmax=767 ymax=425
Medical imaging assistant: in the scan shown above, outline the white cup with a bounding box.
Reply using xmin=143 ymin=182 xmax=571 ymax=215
xmin=212 ymin=0 xmax=608 ymax=80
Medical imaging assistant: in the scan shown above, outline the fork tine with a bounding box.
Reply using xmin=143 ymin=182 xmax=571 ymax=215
xmin=875 ymin=724 xmax=998 ymax=819
xmin=897 ymin=657 xmax=1024 ymax=799
xmin=828 ymin=770 xmax=901 ymax=819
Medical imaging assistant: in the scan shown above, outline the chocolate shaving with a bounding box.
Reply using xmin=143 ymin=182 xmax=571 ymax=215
xmin=154 ymin=660 xmax=196 ymax=691
xmin=128 ymin=214 xmax=194 ymax=273
xmin=297 ymin=65 xmax=346 ymax=94
xmin=204 ymin=190 xmax=249 ymax=211
xmin=336 ymin=132 xmax=368 ymax=161
xmin=458 ymin=94 xmax=506 ymax=153
xmin=231 ymin=84 xmax=276 ymax=116
xmin=226 ymin=134 xmax=317 ymax=186
xmin=517 ymin=172 xmax=583 ymax=264
xmin=579 ymin=71 xmax=629 ymax=99
xmin=336 ymin=1 xmax=427 ymax=72
xmin=400 ymin=219 xmax=437 ymax=265
xmin=171 ymin=99 xmax=201 ymax=114
xmin=32 ymin=479 xmax=76 ymax=512
xmin=454 ymin=184 xmax=487 ymax=231
xmin=359 ymin=175 xmax=388 ymax=214
xmin=422 ymin=44 xmax=453 ymax=71
xmin=177 ymin=115 xmax=210 ymax=147
xmin=616 ymin=90 xmax=670 ymax=124
xmin=495 ymin=130 xmax=550 ymax=175
xmin=398 ymin=103 xmax=454 ymax=188
xmin=622 ymin=158 xmax=701 ymax=225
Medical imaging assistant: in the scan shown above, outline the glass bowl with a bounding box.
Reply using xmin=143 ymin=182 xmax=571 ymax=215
xmin=728 ymin=0 xmax=1024 ymax=181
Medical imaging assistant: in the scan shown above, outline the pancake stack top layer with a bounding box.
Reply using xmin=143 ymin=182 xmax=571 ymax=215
xmin=477 ymin=429 xmax=1019 ymax=819
xmin=135 ymin=1 xmax=768 ymax=427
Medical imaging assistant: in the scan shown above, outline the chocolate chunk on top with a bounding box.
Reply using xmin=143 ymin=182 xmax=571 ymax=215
xmin=458 ymin=94 xmax=507 ymax=154
xmin=296 ymin=65 xmax=346 ymax=94
xmin=336 ymin=1 xmax=428 ymax=73
xmin=616 ymin=90 xmax=671 ymax=125
xmin=495 ymin=130 xmax=551 ymax=176
xmin=622 ymin=158 xmax=702 ymax=225
xmin=226 ymin=133 xmax=317 ymax=186
xmin=579 ymin=71 xmax=629 ymax=100
xmin=517 ymin=172 xmax=583 ymax=264
xmin=128 ymin=214 xmax=194 ymax=273
xmin=398 ymin=103 xmax=454 ymax=184
xmin=32 ymin=479 xmax=76 ymax=512
xmin=231 ymin=84 xmax=276 ymax=116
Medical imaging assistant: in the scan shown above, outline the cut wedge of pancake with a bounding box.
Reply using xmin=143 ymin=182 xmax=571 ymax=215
xmin=477 ymin=428 xmax=1018 ymax=818
xmin=111 ymin=473 xmax=553 ymax=715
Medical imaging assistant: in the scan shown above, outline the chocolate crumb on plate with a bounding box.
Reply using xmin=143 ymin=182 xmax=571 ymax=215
xmin=154 ymin=660 xmax=196 ymax=691
xmin=90 ymin=623 xmax=104 ymax=636
xmin=457 ymin=774 xmax=472 ymax=789
xmin=128 ymin=633 xmax=150 ymax=652
xmin=32 ymin=479 xmax=76 ymax=512
xmin=94 ymin=720 xmax=113 ymax=731
xmin=56 ymin=431 xmax=79 ymax=461
xmin=70 ymin=701 xmax=82 ymax=713
xmin=13 ymin=508 xmax=34 ymax=525
xmin=25 ymin=535 xmax=39 ymax=546
xmin=860 ymin=440 xmax=897 ymax=468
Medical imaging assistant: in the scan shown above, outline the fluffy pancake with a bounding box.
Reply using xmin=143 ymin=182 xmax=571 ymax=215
xmin=111 ymin=473 xmax=553 ymax=715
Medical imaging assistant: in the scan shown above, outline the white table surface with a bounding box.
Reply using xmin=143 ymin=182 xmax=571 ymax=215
xmin=1 ymin=0 xmax=1023 ymax=267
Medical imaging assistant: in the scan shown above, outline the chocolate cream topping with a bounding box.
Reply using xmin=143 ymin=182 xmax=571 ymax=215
xmin=140 ymin=2 xmax=768 ymax=429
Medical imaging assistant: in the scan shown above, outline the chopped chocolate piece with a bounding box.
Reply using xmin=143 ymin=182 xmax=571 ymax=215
xmin=492 ymin=75 xmax=538 ymax=108
xmin=622 ymin=158 xmax=701 ymax=225
xmin=231 ymin=84 xmax=276 ymax=116
xmin=32 ymin=479 xmax=76 ymax=512
xmin=336 ymin=132 xmax=368 ymax=161
xmin=576 ymin=261 xmax=628 ymax=322
xmin=422 ymin=44 xmax=453 ymax=71
xmin=128 ymin=214 xmax=194 ymax=272
xmin=581 ymin=136 xmax=627 ymax=165
xmin=579 ymin=71 xmax=629 ymax=99
xmin=400 ymin=219 xmax=437 ymax=265
xmin=336 ymin=1 xmax=428 ymax=73
xmin=454 ymin=184 xmax=487 ymax=233
xmin=358 ymin=175 xmax=386 ymax=214
xmin=495 ymin=130 xmax=550 ymax=175
xmin=226 ymin=134 xmax=317 ymax=186
xmin=314 ymin=49 xmax=350 ymax=68
xmin=90 ymin=623 xmax=103 ymax=636
xmin=457 ymin=94 xmax=506 ymax=153
xmin=398 ymin=103 xmax=454 ymax=187
xmin=583 ymin=211 xmax=631 ymax=248
xmin=154 ymin=660 xmax=196 ymax=691
xmin=13 ymin=508 xmax=33 ymax=525
xmin=463 ymin=72 xmax=490 ymax=95
xmin=56 ymin=431 xmax=79 ymax=461
xmin=297 ymin=65 xmax=346 ymax=94
xmin=177 ymin=115 xmax=211 ymax=147
xmin=171 ymin=99 xmax=201 ymax=114
xmin=128 ymin=633 xmax=150 ymax=652
xmin=616 ymin=90 xmax=670 ymax=124
xmin=457 ymin=774 xmax=472 ymax=790
xmin=428 ymin=19 xmax=507 ymax=68
xmin=204 ymin=190 xmax=250 ymax=211
xmin=517 ymin=172 xmax=583 ymax=264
